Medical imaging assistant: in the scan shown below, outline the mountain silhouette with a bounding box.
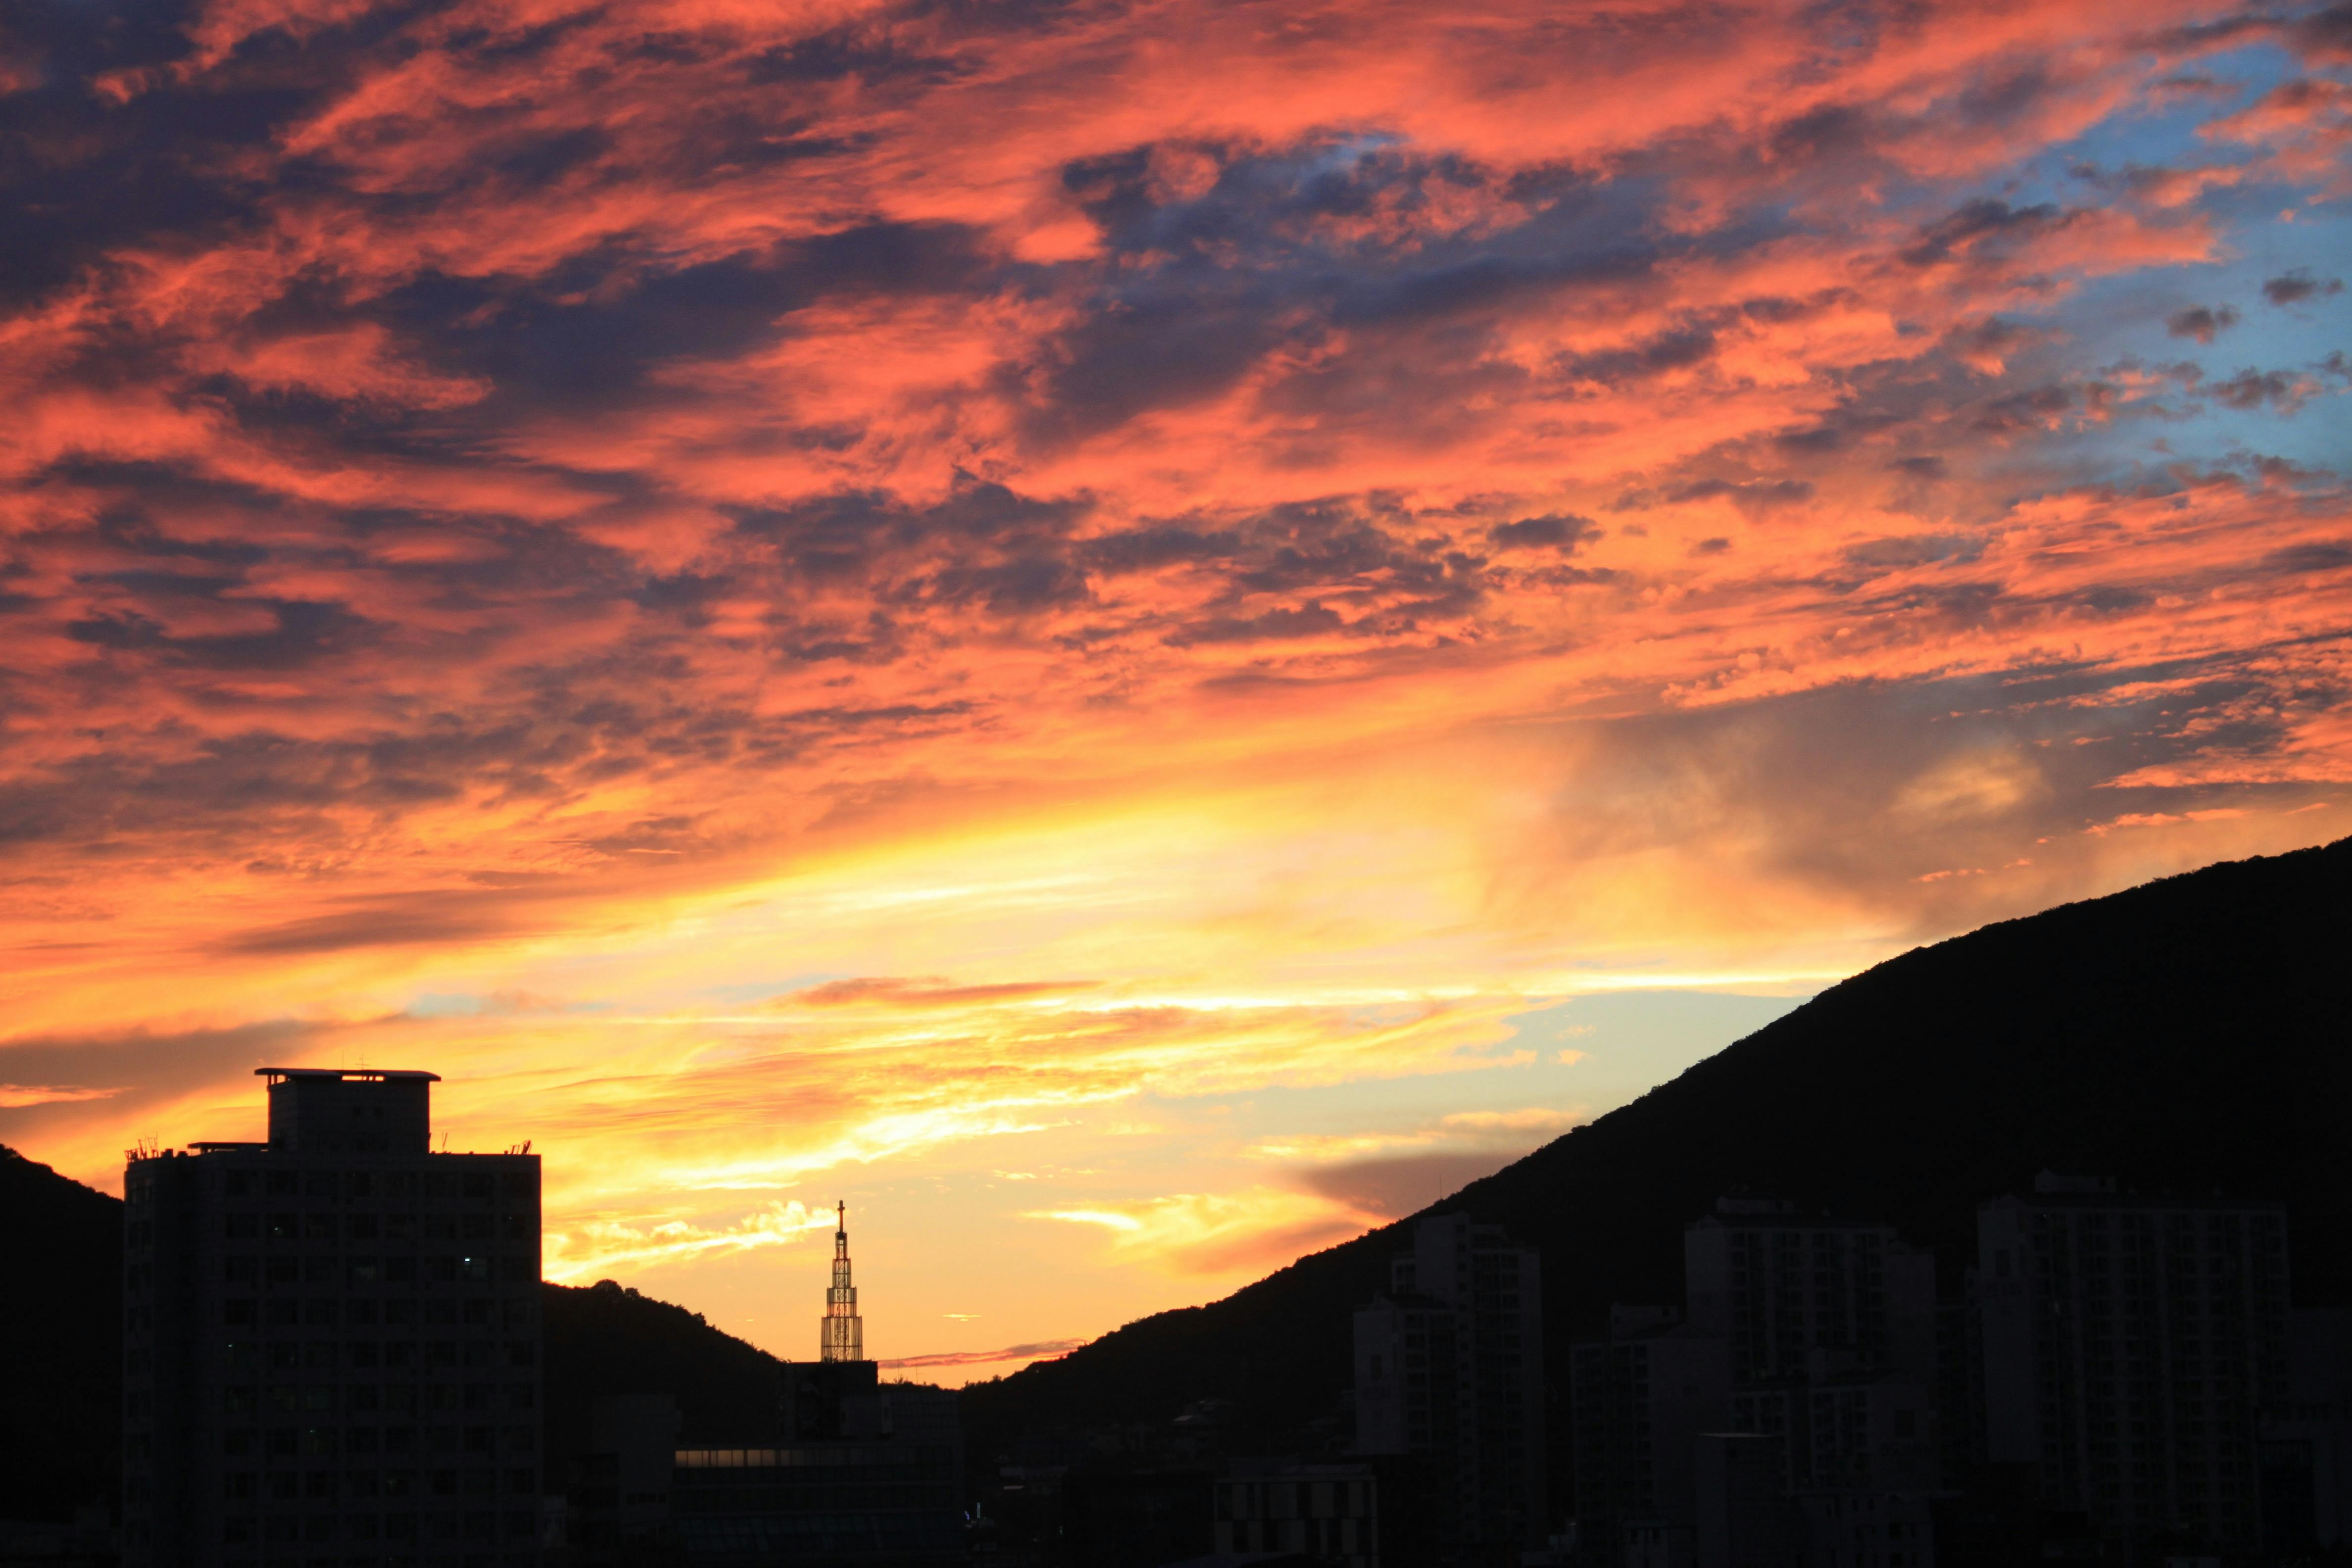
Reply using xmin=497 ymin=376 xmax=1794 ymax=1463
xmin=957 ymin=834 xmax=2352 ymax=1456
xmin=3 ymin=836 xmax=2345 ymax=1519
xmin=0 ymin=1146 xmax=123 ymax=1523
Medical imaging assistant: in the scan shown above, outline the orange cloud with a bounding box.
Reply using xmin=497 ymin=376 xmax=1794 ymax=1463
xmin=2 ymin=0 xmax=2347 ymax=1368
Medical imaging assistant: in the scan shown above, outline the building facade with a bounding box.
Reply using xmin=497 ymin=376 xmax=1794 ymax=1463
xmin=1978 ymin=1181 xmax=2292 ymax=1555
xmin=1213 ymin=1463 xmax=1380 ymax=1568
xmin=1569 ymin=1317 xmax=1732 ymax=1568
xmin=123 ymin=1069 xmax=542 ymax=1568
xmin=1686 ymin=1203 xmax=1938 ymax=1390
xmin=1353 ymin=1212 xmax=1546 ymax=1565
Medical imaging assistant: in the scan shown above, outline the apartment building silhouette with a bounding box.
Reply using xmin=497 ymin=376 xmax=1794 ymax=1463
xmin=123 ymin=1069 xmax=541 ymax=1568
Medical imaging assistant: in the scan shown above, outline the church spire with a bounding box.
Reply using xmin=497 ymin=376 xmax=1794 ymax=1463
xmin=820 ymin=1199 xmax=864 ymax=1362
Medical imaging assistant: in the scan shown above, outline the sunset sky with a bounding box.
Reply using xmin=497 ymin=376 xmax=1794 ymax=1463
xmin=2 ymin=0 xmax=2347 ymax=1380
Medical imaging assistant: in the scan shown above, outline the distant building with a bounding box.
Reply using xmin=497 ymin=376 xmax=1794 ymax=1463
xmin=1213 ymin=1461 xmax=1380 ymax=1567
xmin=1686 ymin=1202 xmax=1938 ymax=1388
xmin=123 ymin=1068 xmax=543 ymax=1568
xmin=1574 ymin=1202 xmax=1943 ymax=1568
xmin=1569 ymin=1309 xmax=1731 ymax=1568
xmin=1353 ymin=1213 xmax=1546 ymax=1565
xmin=562 ymin=1393 xmax=679 ymax=1561
xmin=670 ymin=1433 xmax=963 ymax=1566
xmin=663 ymin=1206 xmax=961 ymax=1567
xmin=1063 ymin=1467 xmax=1215 ymax=1567
xmin=2262 ymin=1308 xmax=2352 ymax=1554
xmin=1692 ymin=1432 xmax=1800 ymax=1568
xmin=1978 ymin=1175 xmax=2292 ymax=1557
xmin=1686 ymin=1200 xmax=1939 ymax=1495
xmin=819 ymin=1201 xmax=863 ymax=1363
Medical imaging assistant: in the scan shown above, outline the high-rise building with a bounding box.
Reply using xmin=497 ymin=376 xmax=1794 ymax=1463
xmin=1978 ymin=1176 xmax=2292 ymax=1556
xmin=122 ymin=1068 xmax=542 ymax=1568
xmin=819 ymin=1202 xmax=863 ymax=1363
xmin=1353 ymin=1212 xmax=1546 ymax=1565
xmin=1685 ymin=1201 xmax=1939 ymax=1496
xmin=1685 ymin=1201 xmax=1937 ymax=1389
xmin=1568 ymin=1309 xmax=1732 ymax=1568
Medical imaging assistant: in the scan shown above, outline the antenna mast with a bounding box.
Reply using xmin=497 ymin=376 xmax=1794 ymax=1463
xmin=820 ymin=1199 xmax=864 ymax=1362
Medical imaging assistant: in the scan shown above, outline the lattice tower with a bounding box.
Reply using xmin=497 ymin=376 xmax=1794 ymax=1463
xmin=820 ymin=1199 xmax=864 ymax=1362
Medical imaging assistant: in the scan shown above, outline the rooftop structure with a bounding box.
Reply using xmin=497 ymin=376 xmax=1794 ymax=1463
xmin=820 ymin=1201 xmax=864 ymax=1363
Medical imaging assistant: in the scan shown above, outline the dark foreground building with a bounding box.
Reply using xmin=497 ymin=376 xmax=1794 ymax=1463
xmin=123 ymin=1068 xmax=542 ymax=1568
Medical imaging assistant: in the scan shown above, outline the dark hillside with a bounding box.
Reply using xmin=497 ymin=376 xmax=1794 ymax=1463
xmin=541 ymin=1278 xmax=787 ymax=1478
xmin=0 ymin=1146 xmax=123 ymax=1523
xmin=960 ymin=835 xmax=2352 ymax=1456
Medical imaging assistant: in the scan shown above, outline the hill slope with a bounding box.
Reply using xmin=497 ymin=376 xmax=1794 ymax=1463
xmin=960 ymin=835 xmax=2352 ymax=1454
xmin=541 ymin=1278 xmax=789 ymax=1477
xmin=0 ymin=1146 xmax=123 ymax=1523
